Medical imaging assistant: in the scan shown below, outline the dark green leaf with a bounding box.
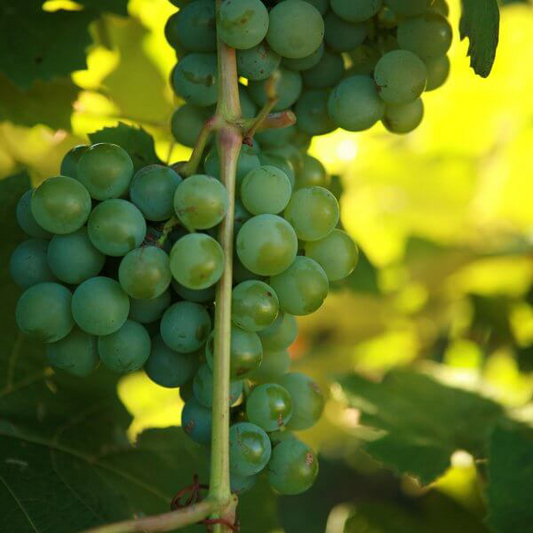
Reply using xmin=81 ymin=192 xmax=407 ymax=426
xmin=0 ymin=74 xmax=78 ymax=130
xmin=77 ymin=0 xmax=129 ymax=16
xmin=486 ymin=421 xmax=533 ymax=533
xmin=89 ymin=122 xmax=161 ymax=171
xmin=460 ymin=0 xmax=500 ymax=77
xmin=336 ymin=369 xmax=504 ymax=484
xmin=0 ymin=3 xmax=95 ymax=88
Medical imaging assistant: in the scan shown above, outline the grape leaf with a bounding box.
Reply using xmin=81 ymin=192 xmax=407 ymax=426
xmin=89 ymin=122 xmax=162 ymax=171
xmin=486 ymin=421 xmax=533 ymax=533
xmin=460 ymin=0 xmax=500 ymax=77
xmin=336 ymin=369 xmax=504 ymax=484
xmin=0 ymin=75 xmax=78 ymax=131
xmin=76 ymin=0 xmax=129 ymax=16
xmin=0 ymin=3 xmax=96 ymax=89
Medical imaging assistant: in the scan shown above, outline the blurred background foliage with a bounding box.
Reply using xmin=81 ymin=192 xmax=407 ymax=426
xmin=1 ymin=0 xmax=533 ymax=532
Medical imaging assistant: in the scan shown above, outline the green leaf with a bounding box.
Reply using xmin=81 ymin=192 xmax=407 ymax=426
xmin=336 ymin=369 xmax=504 ymax=484
xmin=460 ymin=0 xmax=500 ymax=78
xmin=77 ymin=0 xmax=129 ymax=16
xmin=486 ymin=421 xmax=533 ymax=533
xmin=0 ymin=74 xmax=78 ymax=130
xmin=89 ymin=122 xmax=162 ymax=171
xmin=0 ymin=3 xmax=95 ymax=89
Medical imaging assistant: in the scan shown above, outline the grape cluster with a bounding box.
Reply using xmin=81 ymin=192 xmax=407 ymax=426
xmin=168 ymin=0 xmax=452 ymax=139
xmin=11 ymin=134 xmax=355 ymax=494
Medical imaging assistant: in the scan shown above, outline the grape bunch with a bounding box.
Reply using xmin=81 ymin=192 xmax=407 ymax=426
xmin=168 ymin=0 xmax=452 ymax=140
xmin=10 ymin=133 xmax=356 ymax=495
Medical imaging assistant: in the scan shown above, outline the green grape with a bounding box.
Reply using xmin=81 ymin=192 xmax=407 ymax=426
xmin=270 ymin=257 xmax=329 ymax=316
xmin=284 ymin=186 xmax=339 ymax=241
xmin=347 ymin=45 xmax=381 ymax=76
xmin=164 ymin=12 xmax=183 ymax=50
xmin=256 ymin=124 xmax=296 ymax=148
xmin=382 ymin=98 xmax=424 ymax=134
xmin=179 ymin=380 xmax=194 ymax=402
xmin=230 ymin=422 xmax=271 ymax=476
xmin=328 ymin=75 xmax=385 ymax=131
xmin=302 ymin=0 xmax=328 ymax=15
xmin=170 ymin=233 xmax=224 ymax=289
xmin=60 ymin=144 xmax=89 ymax=179
xmin=236 ymin=214 xmax=297 ymax=276
xmin=241 ymin=166 xmax=292 ymax=215
xmin=324 ymin=12 xmax=366 ymax=52
xmin=264 ymin=144 xmax=303 ymax=175
xmin=194 ymin=363 xmax=243 ymax=407
xmin=130 ymin=165 xmax=182 ymax=222
xmin=377 ymin=6 xmax=399 ymax=28
xmin=331 ymin=0 xmax=382 ymax=22
xmin=16 ymin=282 xmax=74 ymax=343
xmin=172 ymin=279 xmax=216 ymax=304
xmin=233 ymin=254 xmax=263 ymax=283
xmin=31 ymin=176 xmax=91 ymax=234
xmin=291 ymin=128 xmax=312 ymax=152
xmin=145 ymin=334 xmax=197 ymax=387
xmin=234 ymin=199 xmax=252 ymax=233
xmin=269 ymin=429 xmax=297 ymax=445
xmin=10 ymin=239 xmax=56 ymax=289
xmin=217 ymin=0 xmax=269 ymax=50
xmin=129 ymin=290 xmax=172 ymax=324
xmin=171 ymin=104 xmax=211 ymax=148
xmin=267 ymin=1 xmax=324 ymax=59
xmin=425 ymin=54 xmax=450 ymax=91
xmin=77 ymin=143 xmax=134 ymax=200
xmin=374 ymin=50 xmax=427 ymax=104
xmin=258 ymin=153 xmax=295 ymax=188
xmin=98 ymin=320 xmax=151 ymax=373
xmin=249 ymin=349 xmax=290 ymax=383
xmin=246 ymin=383 xmax=293 ymax=432
xmin=173 ymin=0 xmax=217 ymax=52
xmin=232 ymin=280 xmax=279 ymax=332
xmin=237 ymin=42 xmax=281 ymax=81
xmin=174 ymin=174 xmax=229 ymax=230
xmin=118 ymin=246 xmax=171 ymax=300
xmin=384 ymin=0 xmax=433 ymax=16
xmin=206 ymin=325 xmax=263 ymax=379
xmin=294 ymin=90 xmax=336 ymax=136
xmin=204 ymin=144 xmax=261 ymax=191
xmin=16 ymin=190 xmax=52 ymax=239
xmin=239 ymin=85 xmax=258 ymax=119
xmin=301 ymin=49 xmax=344 ymax=90
xmin=47 ymin=227 xmax=105 ymax=285
xmin=431 ymin=0 xmax=449 ymax=16
xmin=171 ymin=53 xmax=218 ymax=107
xmin=88 ymin=199 xmax=147 ymax=257
xmin=230 ymin=472 xmax=258 ymax=495
xmin=397 ymin=12 xmax=453 ymax=61
xmin=258 ymin=311 xmax=298 ymax=351
xmin=160 ymin=301 xmax=211 ymax=353
xmin=295 ymin=154 xmax=328 ymax=190
xmin=46 ymin=327 xmax=99 ymax=377
xmin=278 ymin=372 xmax=325 ymax=430
xmin=72 ymin=277 xmax=130 ymax=336
xmin=248 ymin=68 xmax=302 ymax=112
xmin=305 ymin=229 xmax=358 ymax=281
xmin=267 ymin=439 xmax=318 ymax=495
xmin=282 ymin=43 xmax=324 ymax=72
xmin=182 ymin=397 xmax=212 ymax=445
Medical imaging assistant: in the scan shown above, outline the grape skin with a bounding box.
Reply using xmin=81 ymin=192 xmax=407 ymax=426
xmin=72 ymin=277 xmax=130 ymax=336
xmin=249 ymin=349 xmax=291 ymax=383
xmin=324 ymin=12 xmax=367 ymax=53
xmin=193 ymin=363 xmax=243 ymax=407
xmin=295 ymin=154 xmax=328 ymax=190
xmin=258 ymin=311 xmax=298 ymax=351
xmin=240 ymin=165 xmax=292 ymax=215
xmin=31 ymin=176 xmax=92 ymax=235
xmin=60 ymin=144 xmax=89 ymax=180
xmin=229 ymin=422 xmax=272 ymax=476
xmin=328 ymin=76 xmax=385 ymax=131
xmin=46 ymin=327 xmax=99 ymax=377
xmin=173 ymin=0 xmax=217 ymax=53
xmin=182 ymin=397 xmax=212 ymax=445
xmin=294 ymin=90 xmax=336 ymax=136
xmin=16 ymin=190 xmax=52 ymax=239
xmin=98 ymin=320 xmax=151 ymax=373
xmin=425 ymin=54 xmax=450 ymax=91
xmin=231 ymin=280 xmax=279 ymax=332
xmin=10 ymin=239 xmax=56 ymax=289
xmin=236 ymin=214 xmax=298 ymax=276
xmin=282 ymin=43 xmax=324 ymax=72
xmin=171 ymin=53 xmax=219 ymax=107
xmin=248 ymin=67 xmax=302 ymax=112
xmin=382 ymin=98 xmax=425 ymax=134
xmin=16 ymin=282 xmax=74 ymax=343
xmin=129 ymin=290 xmax=172 ymax=324
xmin=171 ymin=105 xmax=212 ymax=148
xmin=246 ymin=383 xmax=293 ymax=432
xmin=301 ymin=49 xmax=344 ymax=90
xmin=217 ymin=0 xmax=269 ymax=50
xmin=145 ymin=334 xmax=197 ymax=388
xmin=385 ymin=0 xmax=433 ymax=16
xmin=330 ymin=0 xmax=382 ymax=23
xmin=237 ymin=42 xmax=281 ymax=81
xmin=47 ymin=227 xmax=105 ymax=285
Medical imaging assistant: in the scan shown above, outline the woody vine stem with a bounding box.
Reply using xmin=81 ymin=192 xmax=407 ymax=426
xmin=82 ymin=1 xmax=294 ymax=532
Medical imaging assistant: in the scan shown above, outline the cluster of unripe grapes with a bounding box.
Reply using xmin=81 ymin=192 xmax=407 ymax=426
xmin=10 ymin=133 xmax=356 ymax=494
xmin=168 ymin=0 xmax=452 ymax=139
